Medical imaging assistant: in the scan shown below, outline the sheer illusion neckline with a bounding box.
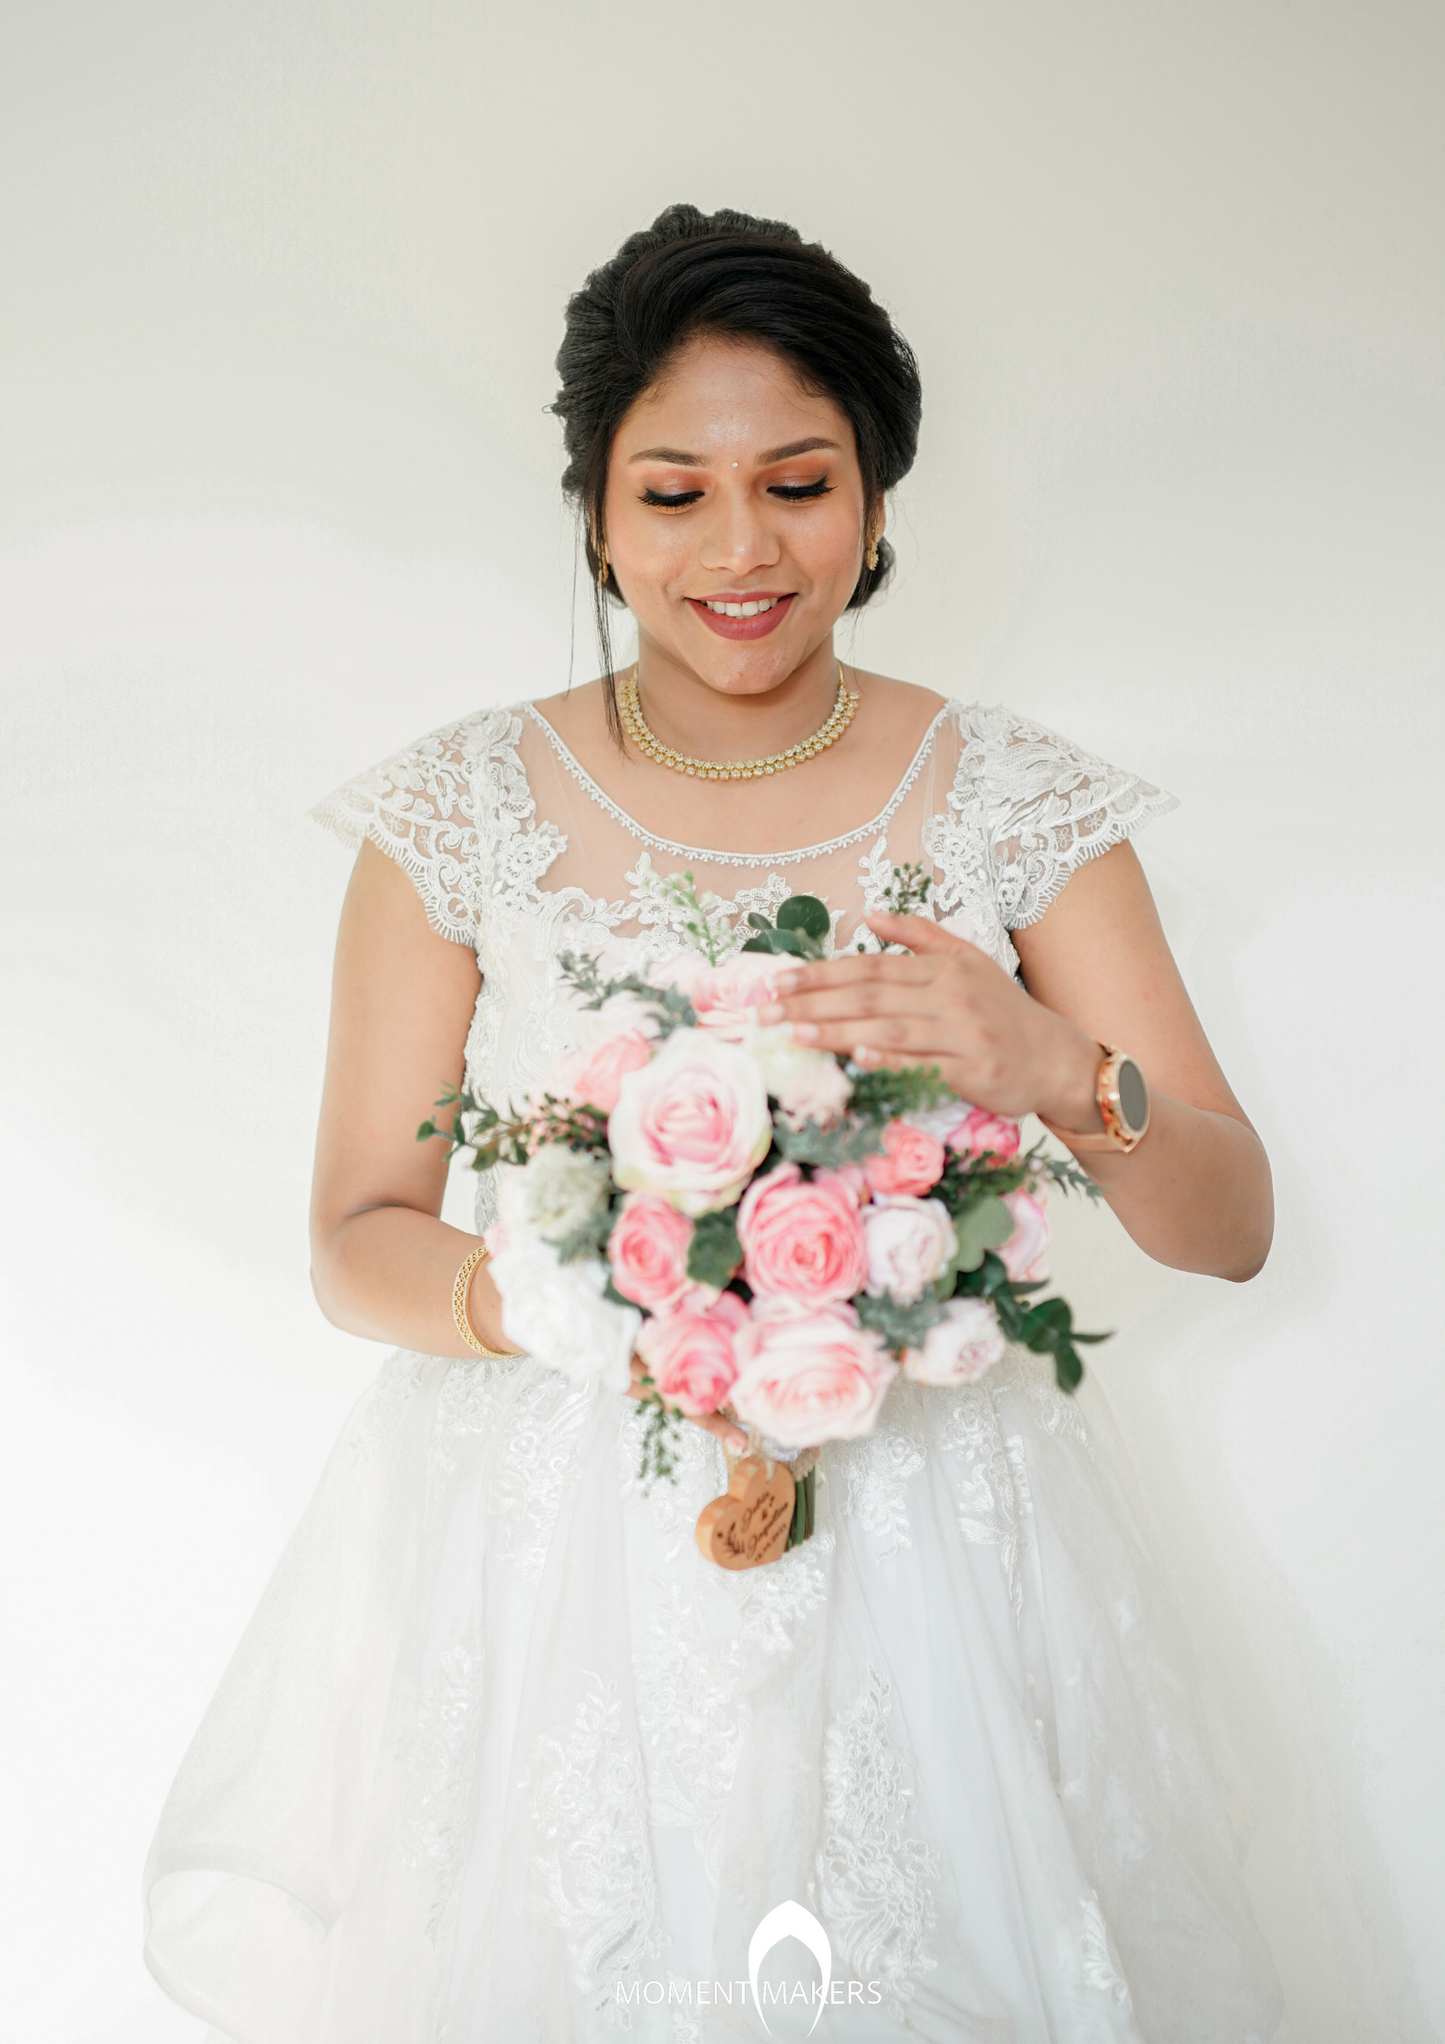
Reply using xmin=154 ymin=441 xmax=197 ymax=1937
xmin=523 ymin=701 xmax=951 ymax=869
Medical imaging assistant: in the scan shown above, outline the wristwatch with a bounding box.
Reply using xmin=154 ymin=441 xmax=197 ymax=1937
xmin=1040 ymin=1044 xmax=1151 ymax=1154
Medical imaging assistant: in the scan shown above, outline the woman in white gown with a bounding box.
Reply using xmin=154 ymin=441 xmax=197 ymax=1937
xmin=144 ymin=205 xmax=1286 ymax=2043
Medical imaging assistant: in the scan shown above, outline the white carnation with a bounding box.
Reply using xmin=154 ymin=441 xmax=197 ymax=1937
xmin=518 ymin=1144 xmax=611 ymax=1244
xmin=487 ymin=1225 xmax=640 ymax=1394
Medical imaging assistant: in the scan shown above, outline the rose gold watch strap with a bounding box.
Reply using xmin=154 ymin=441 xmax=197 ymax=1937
xmin=1036 ymin=1118 xmax=1122 ymax=1153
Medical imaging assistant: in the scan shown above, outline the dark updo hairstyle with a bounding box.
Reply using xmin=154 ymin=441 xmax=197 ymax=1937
xmin=552 ymin=203 xmax=923 ymax=736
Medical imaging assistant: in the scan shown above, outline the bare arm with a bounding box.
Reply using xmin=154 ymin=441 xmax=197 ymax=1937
xmin=309 ymin=841 xmax=749 ymax=1444
xmin=309 ymin=838 xmax=517 ymax=1355
xmin=757 ymin=842 xmax=1272 ymax=1282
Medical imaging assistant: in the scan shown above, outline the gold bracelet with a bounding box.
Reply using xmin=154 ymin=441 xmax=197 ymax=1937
xmin=451 ymin=1243 xmax=513 ymax=1359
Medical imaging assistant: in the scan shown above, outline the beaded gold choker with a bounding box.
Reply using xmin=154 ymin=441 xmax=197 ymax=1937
xmin=618 ymin=663 xmax=859 ymax=780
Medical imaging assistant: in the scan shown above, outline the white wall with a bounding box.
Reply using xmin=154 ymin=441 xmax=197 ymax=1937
xmin=1 ymin=2 xmax=1441 ymax=2038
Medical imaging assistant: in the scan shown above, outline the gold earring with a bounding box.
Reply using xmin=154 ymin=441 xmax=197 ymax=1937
xmin=865 ymin=532 xmax=880 ymax=572
xmin=595 ymin=538 xmax=609 ymax=589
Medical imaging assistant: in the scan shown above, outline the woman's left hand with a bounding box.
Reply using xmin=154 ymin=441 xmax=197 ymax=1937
xmin=754 ymin=911 xmax=1102 ymax=1128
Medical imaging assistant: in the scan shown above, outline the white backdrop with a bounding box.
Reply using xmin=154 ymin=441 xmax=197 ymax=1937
xmin=2 ymin=2 xmax=1442 ymax=2039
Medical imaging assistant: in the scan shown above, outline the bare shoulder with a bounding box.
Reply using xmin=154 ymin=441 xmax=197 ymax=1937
xmin=529 ymin=677 xmax=608 ymax=746
xmin=847 ymin=671 xmax=949 ymax=752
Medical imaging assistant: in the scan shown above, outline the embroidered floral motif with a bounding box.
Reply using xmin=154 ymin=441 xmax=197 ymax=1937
xmin=487 ymin=1372 xmax=596 ymax=1585
xmin=632 ymin=1574 xmax=745 ymax=1885
xmin=399 ymin=1638 xmax=486 ymax=1937
xmin=832 ymin=1385 xmax=928 ymax=1560
xmin=523 ymin=1672 xmax=664 ymax=2010
xmin=816 ymin=1666 xmax=938 ymax=2014
xmin=937 ymin=1381 xmax=1029 ymax=1621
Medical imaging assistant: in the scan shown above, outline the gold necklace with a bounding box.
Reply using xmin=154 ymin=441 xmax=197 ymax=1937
xmin=618 ymin=662 xmax=859 ymax=780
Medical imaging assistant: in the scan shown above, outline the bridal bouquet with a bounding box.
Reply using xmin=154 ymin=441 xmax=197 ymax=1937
xmin=422 ymin=873 xmax=1104 ymax=1565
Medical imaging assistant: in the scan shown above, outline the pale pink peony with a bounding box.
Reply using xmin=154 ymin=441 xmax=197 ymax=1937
xmin=608 ymin=1028 xmax=772 ymax=1216
xmin=902 ymin=1298 xmax=1007 ymax=1386
xmin=736 ymin=1162 xmax=869 ymax=1306
xmin=636 ymin=1292 xmax=748 ymax=1416
xmin=674 ymin=952 xmax=783 ymax=1041
xmin=864 ymin=1118 xmax=947 ymax=1198
xmin=748 ymin=1026 xmax=853 ymax=1131
xmin=730 ymin=1300 xmax=897 ymax=1447
xmin=998 ymin=1189 xmax=1050 ymax=1282
xmin=946 ymin=1107 xmax=1022 ymax=1162
xmin=547 ymin=1030 xmax=653 ymax=1114
xmin=607 ymin=1191 xmax=697 ymax=1312
xmin=863 ymin=1196 xmax=958 ymax=1304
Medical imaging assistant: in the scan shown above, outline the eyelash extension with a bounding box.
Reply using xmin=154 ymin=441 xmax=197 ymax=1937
xmin=639 ymin=478 xmax=835 ymax=509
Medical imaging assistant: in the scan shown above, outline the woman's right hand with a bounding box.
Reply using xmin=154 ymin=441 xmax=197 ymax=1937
xmin=626 ymin=1354 xmax=748 ymax=1452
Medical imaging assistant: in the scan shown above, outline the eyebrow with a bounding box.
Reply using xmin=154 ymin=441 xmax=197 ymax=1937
xmin=626 ymin=437 xmax=841 ymax=467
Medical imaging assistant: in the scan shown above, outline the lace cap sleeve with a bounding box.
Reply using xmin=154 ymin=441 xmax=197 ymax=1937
xmin=972 ymin=706 xmax=1178 ymax=929
xmin=311 ymin=714 xmax=494 ymax=943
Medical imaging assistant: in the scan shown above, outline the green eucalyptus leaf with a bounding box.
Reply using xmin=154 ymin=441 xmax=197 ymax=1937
xmin=950 ymin=1195 xmax=1016 ymax=1272
xmin=746 ymin=912 xmax=774 ymax=933
xmin=776 ymin=894 xmax=830 ymax=940
xmin=687 ymin=1210 xmax=744 ymax=1289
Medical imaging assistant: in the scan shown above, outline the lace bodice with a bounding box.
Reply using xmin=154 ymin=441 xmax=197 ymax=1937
xmin=312 ymin=696 xmax=1176 ymax=1126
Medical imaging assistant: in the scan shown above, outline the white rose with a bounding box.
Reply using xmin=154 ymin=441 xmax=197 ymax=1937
xmin=862 ymin=1195 xmax=958 ymax=1305
xmin=747 ymin=1024 xmax=853 ymax=1131
xmin=485 ymin=1224 xmax=640 ymax=1393
xmin=517 ymin=1144 xmax=611 ymax=1244
xmin=902 ymin=1297 xmax=1006 ymax=1386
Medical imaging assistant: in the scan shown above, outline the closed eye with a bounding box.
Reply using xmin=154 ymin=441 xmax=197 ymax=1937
xmin=770 ymin=479 xmax=834 ymax=501
xmin=640 ymin=488 xmax=704 ymax=508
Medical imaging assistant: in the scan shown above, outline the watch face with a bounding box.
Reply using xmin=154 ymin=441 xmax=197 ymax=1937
xmin=1117 ymin=1057 xmax=1149 ymax=1133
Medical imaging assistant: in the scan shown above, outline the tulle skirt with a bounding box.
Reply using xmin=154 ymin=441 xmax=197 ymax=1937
xmin=144 ymin=1344 xmax=1285 ymax=2043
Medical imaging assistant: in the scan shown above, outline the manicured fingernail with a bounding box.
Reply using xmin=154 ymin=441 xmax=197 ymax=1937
xmin=853 ymin=1043 xmax=876 ymax=1063
xmin=790 ymin=1022 xmax=820 ymax=1044
xmin=771 ymin=971 xmax=802 ymax=992
xmin=755 ymin=1000 xmax=784 ymax=1024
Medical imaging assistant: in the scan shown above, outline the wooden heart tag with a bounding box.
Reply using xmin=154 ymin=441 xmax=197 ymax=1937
xmin=695 ymin=1453 xmax=796 ymax=1571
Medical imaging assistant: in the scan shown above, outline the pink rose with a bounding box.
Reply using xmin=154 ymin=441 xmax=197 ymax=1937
xmin=863 ymin=1196 xmax=958 ymax=1304
xmin=548 ymin=1030 xmax=653 ymax=1113
xmin=676 ymin=952 xmax=782 ymax=1041
xmin=609 ymin=1028 xmax=772 ymax=1216
xmin=815 ymin=1163 xmax=869 ymax=1207
xmin=864 ymin=1118 xmax=946 ymax=1197
xmin=902 ymin=1298 xmax=1006 ymax=1386
xmin=607 ymin=1191 xmax=696 ymax=1311
xmin=731 ymin=1301 xmax=897 ymax=1447
xmin=736 ymin=1161 xmax=869 ymax=1306
xmin=946 ymin=1107 xmax=1021 ymax=1162
xmin=636 ymin=1292 xmax=748 ymax=1416
xmin=999 ymin=1189 xmax=1049 ymax=1282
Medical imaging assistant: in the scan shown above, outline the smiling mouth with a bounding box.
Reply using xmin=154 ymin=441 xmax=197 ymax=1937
xmin=686 ymin=592 xmax=796 ymax=639
xmin=701 ymin=596 xmax=782 ymax=618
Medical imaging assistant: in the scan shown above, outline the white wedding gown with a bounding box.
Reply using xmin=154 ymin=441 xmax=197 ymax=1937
xmin=144 ymin=698 xmax=1286 ymax=2043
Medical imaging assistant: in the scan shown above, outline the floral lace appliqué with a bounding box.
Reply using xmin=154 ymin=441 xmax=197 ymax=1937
xmin=399 ymin=1638 xmax=486 ymax=1937
xmin=523 ymin=1671 xmax=664 ymax=2012
xmin=816 ymin=1665 xmax=939 ymax=2015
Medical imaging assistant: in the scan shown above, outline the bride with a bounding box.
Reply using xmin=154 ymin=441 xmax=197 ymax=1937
xmin=144 ymin=205 xmax=1286 ymax=2043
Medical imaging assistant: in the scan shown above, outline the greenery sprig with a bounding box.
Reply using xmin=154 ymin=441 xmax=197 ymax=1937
xmin=740 ymin=894 xmax=832 ymax=960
